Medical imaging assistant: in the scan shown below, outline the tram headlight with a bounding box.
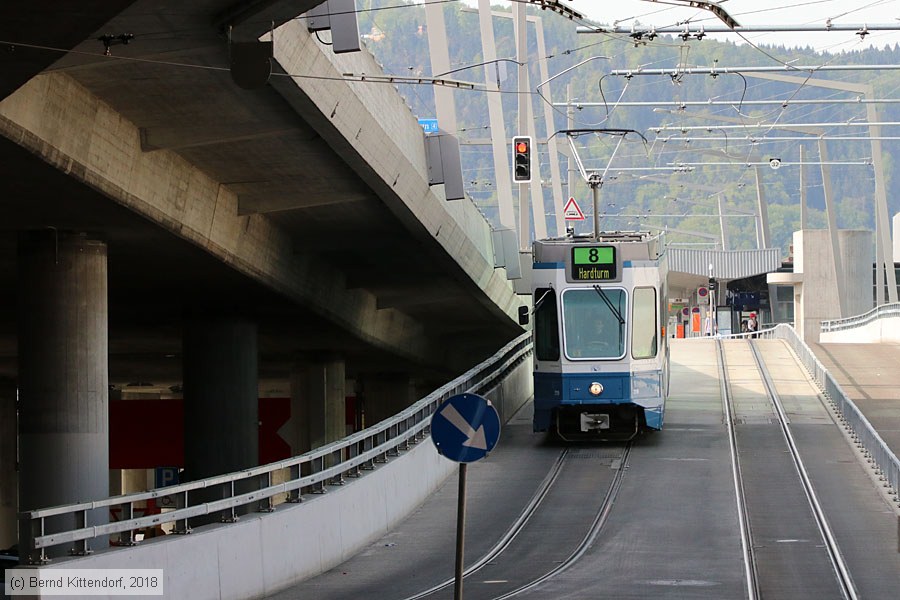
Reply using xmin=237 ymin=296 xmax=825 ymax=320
xmin=589 ymin=382 xmax=604 ymax=396
xmin=631 ymin=372 xmax=661 ymax=399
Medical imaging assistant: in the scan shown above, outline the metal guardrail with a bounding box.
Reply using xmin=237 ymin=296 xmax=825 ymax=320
xmin=821 ymin=302 xmax=900 ymax=332
xmin=764 ymin=324 xmax=900 ymax=506
xmin=18 ymin=333 xmax=533 ymax=564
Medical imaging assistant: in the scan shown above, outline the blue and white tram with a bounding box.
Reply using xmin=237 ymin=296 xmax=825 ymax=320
xmin=531 ymin=231 xmax=669 ymax=441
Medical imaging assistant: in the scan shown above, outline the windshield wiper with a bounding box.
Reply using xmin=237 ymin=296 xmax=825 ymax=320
xmin=533 ymin=287 xmax=553 ymax=314
xmin=592 ymin=285 xmax=625 ymax=325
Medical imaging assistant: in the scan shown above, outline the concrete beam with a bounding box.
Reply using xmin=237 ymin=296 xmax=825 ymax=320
xmin=237 ymin=191 xmax=372 ymax=214
xmin=267 ymin=20 xmax=523 ymax=326
xmin=140 ymin=124 xmax=296 ymax=152
xmin=375 ymin=288 xmax=469 ymax=310
xmin=0 ymin=1 xmax=139 ymax=99
xmin=215 ymin=0 xmax=327 ymax=38
xmin=233 ymin=173 xmax=373 ymax=214
xmin=0 ymin=73 xmax=436 ymax=366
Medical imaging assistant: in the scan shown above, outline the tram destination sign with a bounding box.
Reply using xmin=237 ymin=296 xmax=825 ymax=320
xmin=569 ymin=245 xmax=620 ymax=282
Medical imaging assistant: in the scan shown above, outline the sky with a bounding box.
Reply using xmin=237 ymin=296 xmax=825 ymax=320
xmin=461 ymin=0 xmax=900 ymax=52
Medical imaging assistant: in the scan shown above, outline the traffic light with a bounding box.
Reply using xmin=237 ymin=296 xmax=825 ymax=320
xmin=512 ymin=136 xmax=532 ymax=183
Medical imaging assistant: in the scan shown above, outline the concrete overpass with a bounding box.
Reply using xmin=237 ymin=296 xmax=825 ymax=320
xmin=0 ymin=0 xmax=525 ymax=548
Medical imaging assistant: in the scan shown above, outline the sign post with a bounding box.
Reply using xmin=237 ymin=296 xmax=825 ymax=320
xmin=431 ymin=393 xmax=501 ymax=600
xmin=708 ymin=279 xmax=718 ymax=336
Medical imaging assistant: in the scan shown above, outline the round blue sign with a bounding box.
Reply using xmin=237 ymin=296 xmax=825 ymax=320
xmin=431 ymin=393 xmax=501 ymax=463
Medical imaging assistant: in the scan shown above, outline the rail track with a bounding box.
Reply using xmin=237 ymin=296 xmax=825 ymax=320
xmin=718 ymin=338 xmax=858 ymax=600
xmin=400 ymin=443 xmax=631 ymax=600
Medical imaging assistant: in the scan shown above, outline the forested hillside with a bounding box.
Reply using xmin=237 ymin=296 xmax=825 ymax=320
xmin=356 ymin=1 xmax=900 ymax=253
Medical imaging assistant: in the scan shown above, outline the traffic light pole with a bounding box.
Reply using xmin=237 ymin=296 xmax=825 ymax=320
xmin=515 ymin=1 xmax=529 ymax=252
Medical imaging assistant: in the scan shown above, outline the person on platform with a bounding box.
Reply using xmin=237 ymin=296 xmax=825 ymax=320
xmin=747 ymin=312 xmax=758 ymax=338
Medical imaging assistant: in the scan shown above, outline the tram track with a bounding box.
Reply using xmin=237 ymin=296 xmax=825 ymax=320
xmin=747 ymin=340 xmax=858 ymax=600
xmin=716 ymin=339 xmax=760 ymax=600
xmin=399 ymin=449 xmax=571 ymax=600
xmin=400 ymin=443 xmax=631 ymax=600
xmin=488 ymin=443 xmax=631 ymax=600
xmin=718 ymin=338 xmax=859 ymax=600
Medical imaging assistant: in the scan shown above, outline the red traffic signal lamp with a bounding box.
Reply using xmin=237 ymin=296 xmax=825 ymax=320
xmin=512 ymin=136 xmax=532 ymax=183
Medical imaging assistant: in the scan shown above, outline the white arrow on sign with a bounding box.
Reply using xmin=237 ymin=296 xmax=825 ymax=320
xmin=440 ymin=403 xmax=488 ymax=450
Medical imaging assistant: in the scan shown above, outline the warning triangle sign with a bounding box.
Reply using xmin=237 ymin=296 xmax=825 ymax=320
xmin=563 ymin=197 xmax=585 ymax=221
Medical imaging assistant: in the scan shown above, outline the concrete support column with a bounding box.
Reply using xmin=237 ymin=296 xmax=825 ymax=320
xmin=360 ymin=374 xmax=413 ymax=427
xmin=17 ymin=232 xmax=109 ymax=553
xmin=290 ymin=359 xmax=345 ymax=454
xmin=0 ymin=378 xmax=15 ymax=549
xmin=785 ymin=229 xmax=873 ymax=343
xmin=817 ymin=140 xmax=846 ymax=316
xmin=476 ymin=0 xmax=515 ymax=231
xmin=753 ymin=167 xmax=771 ymax=250
xmin=717 ymin=193 xmax=729 ymax=251
xmin=839 ymin=230 xmax=876 ymax=316
xmin=183 ymin=317 xmax=258 ymax=480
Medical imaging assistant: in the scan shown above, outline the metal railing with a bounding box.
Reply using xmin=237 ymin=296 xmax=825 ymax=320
xmin=764 ymin=324 xmax=900 ymax=505
xmin=821 ymin=302 xmax=900 ymax=332
xmin=681 ymin=324 xmax=778 ymax=341
xmin=19 ymin=333 xmax=533 ymax=564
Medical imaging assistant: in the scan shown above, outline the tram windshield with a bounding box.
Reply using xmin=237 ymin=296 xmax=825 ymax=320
xmin=561 ymin=288 xmax=626 ymax=359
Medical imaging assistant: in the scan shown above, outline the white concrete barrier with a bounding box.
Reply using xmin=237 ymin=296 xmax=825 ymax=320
xmin=819 ymin=316 xmax=900 ymax=344
xmin=22 ymin=439 xmax=456 ymax=600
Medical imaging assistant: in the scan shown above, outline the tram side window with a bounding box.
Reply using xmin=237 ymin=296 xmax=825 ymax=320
xmin=534 ymin=287 xmax=560 ymax=361
xmin=632 ymin=287 xmax=657 ymax=359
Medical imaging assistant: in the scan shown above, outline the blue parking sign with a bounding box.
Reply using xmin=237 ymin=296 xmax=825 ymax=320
xmin=155 ymin=467 xmax=180 ymax=488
